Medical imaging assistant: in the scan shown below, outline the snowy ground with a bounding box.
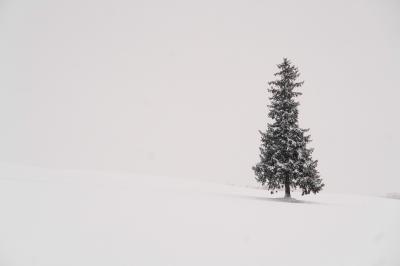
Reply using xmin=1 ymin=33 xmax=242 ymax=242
xmin=0 ymin=163 xmax=399 ymax=266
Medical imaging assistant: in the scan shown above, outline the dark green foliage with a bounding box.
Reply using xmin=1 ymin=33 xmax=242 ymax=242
xmin=253 ymin=58 xmax=324 ymax=197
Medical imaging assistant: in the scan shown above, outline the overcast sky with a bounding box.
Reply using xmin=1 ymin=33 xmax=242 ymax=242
xmin=1 ymin=0 xmax=399 ymax=194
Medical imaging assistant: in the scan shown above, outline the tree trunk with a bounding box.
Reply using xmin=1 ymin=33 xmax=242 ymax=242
xmin=284 ymin=181 xmax=291 ymax=198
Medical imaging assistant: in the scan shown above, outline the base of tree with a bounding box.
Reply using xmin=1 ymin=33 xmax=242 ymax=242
xmin=279 ymin=196 xmax=302 ymax=203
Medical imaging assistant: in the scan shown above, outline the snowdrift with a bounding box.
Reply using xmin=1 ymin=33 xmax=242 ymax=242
xmin=0 ymin=163 xmax=399 ymax=266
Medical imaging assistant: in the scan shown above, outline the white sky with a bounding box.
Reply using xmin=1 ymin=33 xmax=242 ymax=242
xmin=1 ymin=0 xmax=399 ymax=194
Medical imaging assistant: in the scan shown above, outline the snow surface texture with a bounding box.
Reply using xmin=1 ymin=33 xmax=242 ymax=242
xmin=0 ymin=163 xmax=399 ymax=266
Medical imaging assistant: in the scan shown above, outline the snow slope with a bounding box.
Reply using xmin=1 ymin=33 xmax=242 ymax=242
xmin=0 ymin=163 xmax=399 ymax=266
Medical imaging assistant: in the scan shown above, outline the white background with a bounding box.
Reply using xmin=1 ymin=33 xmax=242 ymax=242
xmin=1 ymin=0 xmax=399 ymax=194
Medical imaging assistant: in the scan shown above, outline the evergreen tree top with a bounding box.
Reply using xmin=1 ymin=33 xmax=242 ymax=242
xmin=269 ymin=58 xmax=304 ymax=94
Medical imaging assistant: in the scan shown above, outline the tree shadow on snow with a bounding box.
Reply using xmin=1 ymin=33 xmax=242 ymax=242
xmin=217 ymin=193 xmax=321 ymax=205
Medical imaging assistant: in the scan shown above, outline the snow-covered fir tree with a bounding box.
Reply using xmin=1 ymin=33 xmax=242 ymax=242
xmin=253 ymin=58 xmax=324 ymax=198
